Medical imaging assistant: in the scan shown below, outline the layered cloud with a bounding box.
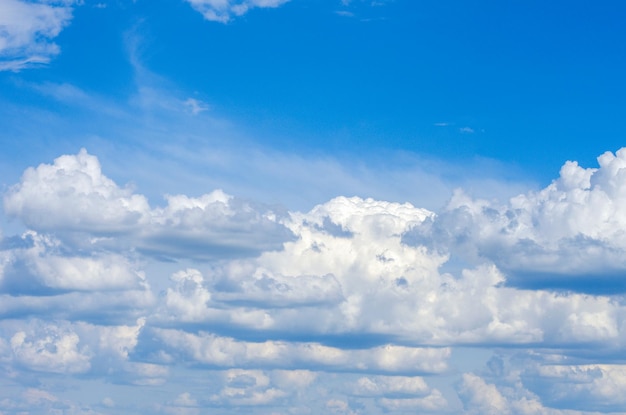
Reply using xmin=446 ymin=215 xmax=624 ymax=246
xmin=154 ymin=195 xmax=626 ymax=350
xmin=0 ymin=0 xmax=76 ymax=71
xmin=185 ymin=0 xmax=291 ymax=23
xmin=4 ymin=150 xmax=626 ymax=413
xmin=152 ymin=328 xmax=450 ymax=374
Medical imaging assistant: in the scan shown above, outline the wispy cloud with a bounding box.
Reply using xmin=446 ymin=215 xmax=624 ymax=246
xmin=184 ymin=97 xmax=209 ymax=115
xmin=185 ymin=0 xmax=291 ymax=23
xmin=335 ymin=10 xmax=355 ymax=17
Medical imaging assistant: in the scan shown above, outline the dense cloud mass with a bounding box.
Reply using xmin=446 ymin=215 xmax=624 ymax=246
xmin=3 ymin=150 xmax=626 ymax=413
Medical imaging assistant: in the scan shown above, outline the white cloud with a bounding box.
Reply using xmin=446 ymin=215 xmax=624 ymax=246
xmin=457 ymin=368 xmax=626 ymax=415
xmin=184 ymin=98 xmax=209 ymax=115
xmin=153 ymin=196 xmax=626 ymax=351
xmin=0 ymin=0 xmax=76 ymax=71
xmin=210 ymin=369 xmax=287 ymax=406
xmin=378 ymin=391 xmax=448 ymax=412
xmin=6 ymin=149 xmax=626 ymax=412
xmin=353 ymin=375 xmax=430 ymax=397
xmin=0 ymin=316 xmax=159 ymax=397
xmin=153 ymin=328 xmax=450 ymax=374
xmin=3 ymin=150 xmax=293 ymax=260
xmin=185 ymin=0 xmax=291 ymax=23
xmin=459 ymin=373 xmax=511 ymax=415
xmin=9 ymin=326 xmax=91 ymax=374
xmin=408 ymin=148 xmax=626 ymax=291
xmin=0 ymin=231 xmax=147 ymax=292
xmin=0 ymin=229 xmax=154 ymax=323
xmin=3 ymin=149 xmax=149 ymax=234
xmin=526 ymin=364 xmax=626 ymax=412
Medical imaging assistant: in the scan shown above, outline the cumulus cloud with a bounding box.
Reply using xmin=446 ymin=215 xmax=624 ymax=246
xmin=9 ymin=325 xmax=91 ymax=374
xmin=154 ymin=196 xmax=626 ymax=351
xmin=4 ymin=150 xmax=293 ymax=260
xmin=6 ymin=149 xmax=626 ymax=412
xmin=0 ymin=0 xmax=76 ymax=71
xmin=185 ymin=0 xmax=291 ymax=23
xmin=407 ymin=148 xmax=626 ymax=292
xmin=3 ymin=149 xmax=149 ymax=234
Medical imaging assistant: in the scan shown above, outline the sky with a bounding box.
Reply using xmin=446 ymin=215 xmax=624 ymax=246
xmin=1 ymin=0 xmax=626 ymax=414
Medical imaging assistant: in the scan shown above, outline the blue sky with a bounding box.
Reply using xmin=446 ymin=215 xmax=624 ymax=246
xmin=2 ymin=0 xmax=626 ymax=414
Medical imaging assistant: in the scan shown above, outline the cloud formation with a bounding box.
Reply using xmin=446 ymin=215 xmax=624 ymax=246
xmin=185 ymin=0 xmax=291 ymax=23
xmin=3 ymin=150 xmax=626 ymax=413
xmin=0 ymin=0 xmax=76 ymax=71
xmin=4 ymin=149 xmax=294 ymax=260
xmin=407 ymin=149 xmax=626 ymax=292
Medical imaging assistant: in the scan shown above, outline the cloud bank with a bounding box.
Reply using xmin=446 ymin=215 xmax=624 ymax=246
xmin=3 ymin=149 xmax=626 ymax=413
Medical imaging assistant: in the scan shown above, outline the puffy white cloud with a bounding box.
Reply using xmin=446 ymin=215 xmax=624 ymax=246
xmin=210 ymin=369 xmax=286 ymax=406
xmin=185 ymin=0 xmax=291 ymax=23
xmin=9 ymin=325 xmax=91 ymax=374
xmin=0 ymin=317 xmax=158 ymax=399
xmin=3 ymin=149 xmax=149 ymax=234
xmin=155 ymin=198 xmax=626 ymax=351
xmin=4 ymin=150 xmax=293 ymax=260
xmin=7 ymin=149 xmax=626 ymax=413
xmin=408 ymin=149 xmax=626 ymax=291
xmin=0 ymin=0 xmax=76 ymax=71
xmin=350 ymin=375 xmax=448 ymax=412
xmin=459 ymin=373 xmax=511 ymax=415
